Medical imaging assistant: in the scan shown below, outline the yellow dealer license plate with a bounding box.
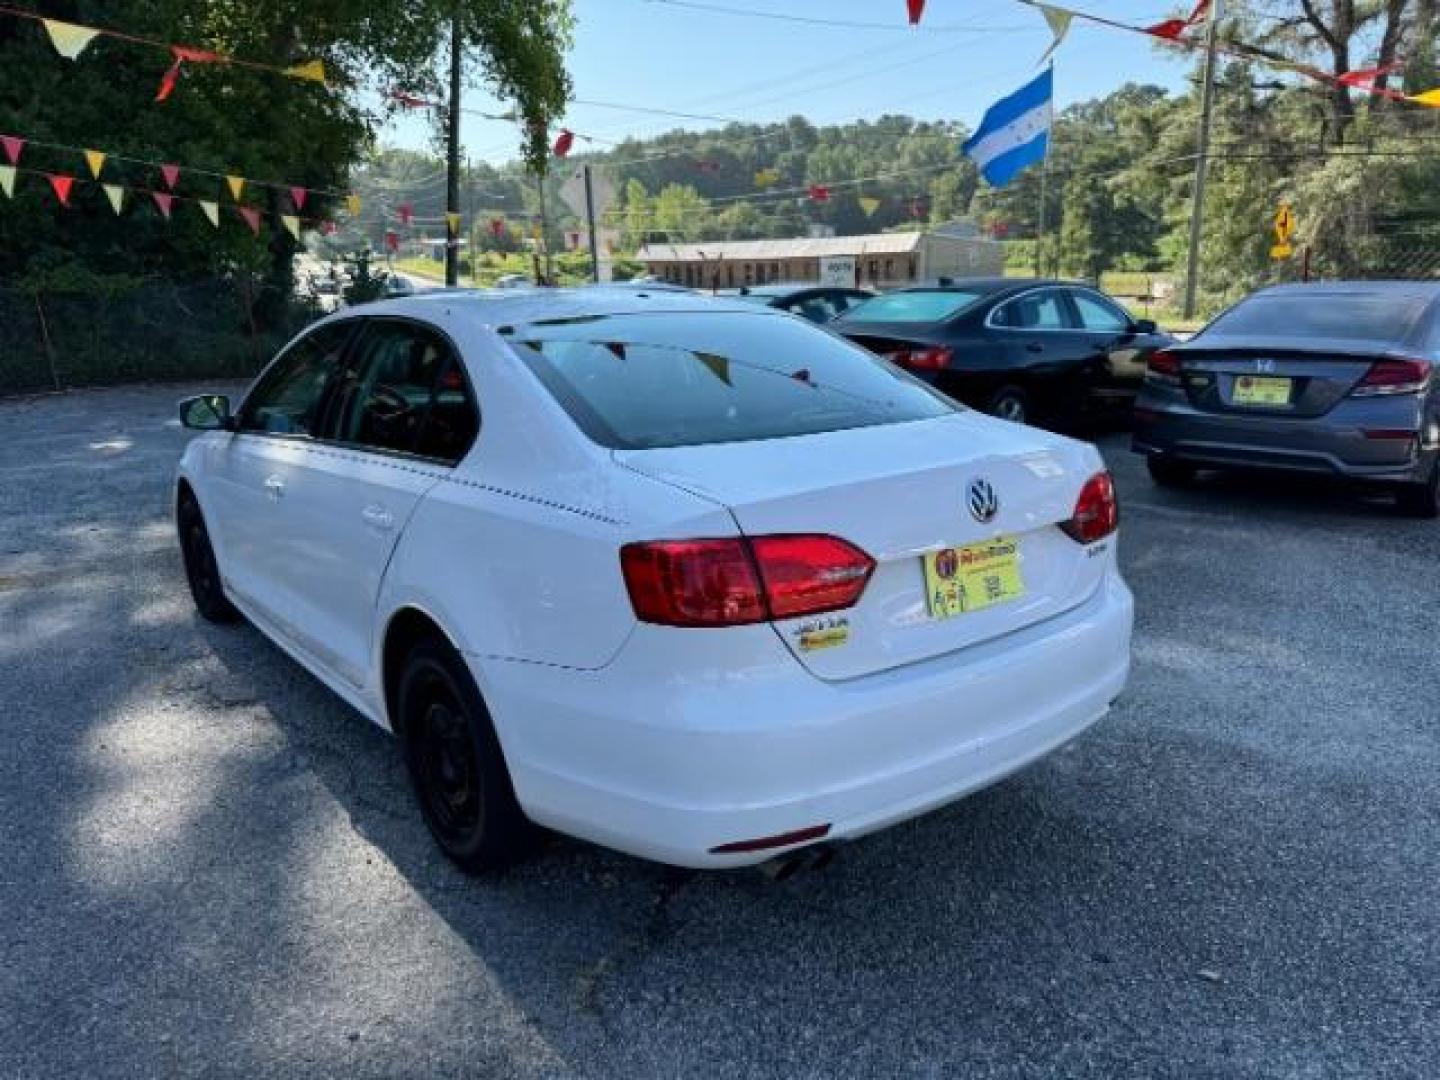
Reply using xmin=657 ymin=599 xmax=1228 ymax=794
xmin=924 ymin=536 xmax=1024 ymax=620
xmin=1233 ymin=375 xmax=1292 ymax=406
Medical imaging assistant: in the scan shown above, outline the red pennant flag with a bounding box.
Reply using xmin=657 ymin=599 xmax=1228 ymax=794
xmin=237 ymin=206 xmax=261 ymax=235
xmin=553 ymin=128 xmax=575 ymax=158
xmin=173 ymin=45 xmax=225 ymax=64
xmin=289 ymin=186 xmax=308 ymax=210
xmin=48 ymin=174 xmax=75 ymax=207
xmin=1147 ymin=0 xmax=1209 ymax=40
xmin=1 ymin=135 xmax=24 ymax=165
xmin=390 ymin=89 xmax=436 ymax=109
xmin=807 ymin=184 xmax=830 ymax=202
xmin=152 ymin=191 xmax=175 ymax=219
xmin=397 ymin=203 xmax=413 ymax=225
xmin=155 ymin=58 xmax=182 ymax=102
xmin=907 ymin=0 xmax=925 ymax=24
xmin=489 ymin=217 xmax=505 ymax=238
xmin=1338 ymin=62 xmax=1403 ymax=88
xmin=384 ymin=230 xmax=400 ymax=253
xmin=910 ymin=198 xmax=925 ymax=219
xmin=160 ymin=164 xmax=180 ymax=190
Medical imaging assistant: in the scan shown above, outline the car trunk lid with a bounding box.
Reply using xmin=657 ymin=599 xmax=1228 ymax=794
xmin=616 ymin=413 xmax=1106 ymax=680
xmin=1175 ymin=337 xmax=1387 ymax=418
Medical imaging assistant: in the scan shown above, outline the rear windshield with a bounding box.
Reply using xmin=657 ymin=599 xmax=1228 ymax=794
xmin=507 ymin=312 xmax=956 ymax=449
xmin=838 ymin=289 xmax=986 ymax=324
xmin=1206 ymin=291 xmax=1432 ymax=342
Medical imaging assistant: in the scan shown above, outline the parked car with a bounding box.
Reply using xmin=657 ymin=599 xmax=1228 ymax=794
xmin=719 ymin=284 xmax=875 ymax=324
xmin=1133 ymin=281 xmax=1440 ymax=517
xmin=382 ymin=274 xmax=415 ymax=298
xmin=174 ymin=290 xmax=1132 ymax=872
xmin=492 ymin=273 xmax=531 ymax=289
xmin=832 ymin=278 xmax=1175 ymax=425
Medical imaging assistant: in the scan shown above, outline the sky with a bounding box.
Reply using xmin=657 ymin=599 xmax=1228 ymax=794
xmin=375 ymin=0 xmax=1200 ymax=164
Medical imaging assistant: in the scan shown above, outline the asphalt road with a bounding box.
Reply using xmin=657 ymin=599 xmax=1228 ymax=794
xmin=2 ymin=382 xmax=1437 ymax=1079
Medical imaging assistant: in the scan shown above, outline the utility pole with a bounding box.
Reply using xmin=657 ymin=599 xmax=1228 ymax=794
xmin=1182 ymin=0 xmax=1223 ymax=321
xmin=444 ymin=11 xmax=462 ymax=288
xmin=536 ymin=176 xmax=554 ymax=284
xmin=583 ymin=164 xmax=601 ymax=283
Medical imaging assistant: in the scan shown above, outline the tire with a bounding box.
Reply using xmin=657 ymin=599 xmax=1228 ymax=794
xmin=987 ymin=384 xmax=1031 ymax=424
xmin=398 ymin=638 xmax=532 ymax=873
xmin=177 ymin=492 xmax=240 ymax=623
xmin=1146 ymin=454 xmax=1198 ymax=488
xmin=1395 ymin=459 xmax=1440 ymax=518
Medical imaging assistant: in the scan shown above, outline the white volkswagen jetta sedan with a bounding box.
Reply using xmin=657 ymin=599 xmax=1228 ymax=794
xmin=175 ymin=289 xmax=1132 ymax=872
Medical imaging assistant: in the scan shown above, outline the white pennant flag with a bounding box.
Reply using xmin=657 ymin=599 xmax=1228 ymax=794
xmin=1037 ymin=5 xmax=1073 ymax=65
xmin=103 ymin=184 xmax=125 ymax=214
xmin=0 ymin=165 xmax=15 ymax=199
xmin=199 ymin=200 xmax=220 ymax=228
xmin=43 ymin=19 xmax=100 ymax=61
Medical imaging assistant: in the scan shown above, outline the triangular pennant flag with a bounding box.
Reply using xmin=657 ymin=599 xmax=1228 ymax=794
xmin=103 ymin=184 xmax=124 ymax=214
xmin=696 ymin=352 xmax=732 ymax=386
xmin=42 ymin=19 xmax=99 ymax=61
xmin=84 ymin=150 xmax=106 ymax=179
xmin=1 ymin=136 xmax=24 ymax=166
xmin=489 ymin=217 xmax=505 ymax=237
xmin=199 ymin=200 xmax=220 ymax=227
xmin=289 ymin=186 xmax=307 ymax=210
xmin=283 ymin=59 xmax=327 ymax=84
xmin=754 ymin=167 xmax=779 ymax=188
xmin=48 ymin=174 xmax=75 ymax=207
xmin=226 ymin=175 xmax=245 ymax=201
xmin=384 ymin=230 xmax=400 ymax=252
xmin=0 ymin=166 xmax=15 ymax=199
xmin=552 ymin=129 xmax=575 ymax=158
xmin=907 ymin=0 xmax=926 ymax=25
xmin=173 ymin=45 xmax=224 ymax=64
xmin=1037 ymin=5 xmax=1073 ymax=64
xmin=155 ymin=58 xmax=183 ymax=102
xmin=398 ymin=203 xmax=413 ymax=225
xmin=859 ymin=195 xmax=881 ymax=217
xmin=1147 ymin=0 xmax=1208 ymax=40
xmin=160 ymin=164 xmax=181 ymax=190
xmin=1409 ymin=88 xmax=1440 ymax=107
xmin=281 ymin=215 xmax=301 ymax=240
xmin=446 ymin=211 xmax=461 ymax=235
xmin=151 ymin=191 xmax=175 ymax=219
xmin=345 ymin=193 xmax=361 ymax=216
xmin=807 ymin=184 xmax=830 ymax=202
xmin=237 ymin=206 xmax=261 ymax=235
xmin=1338 ymin=62 xmax=1403 ymax=89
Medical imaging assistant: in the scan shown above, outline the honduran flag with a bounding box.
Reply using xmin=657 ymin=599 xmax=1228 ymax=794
xmin=962 ymin=67 xmax=1053 ymax=187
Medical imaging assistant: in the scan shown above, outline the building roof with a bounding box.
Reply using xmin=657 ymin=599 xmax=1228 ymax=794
xmin=636 ymin=232 xmax=927 ymax=263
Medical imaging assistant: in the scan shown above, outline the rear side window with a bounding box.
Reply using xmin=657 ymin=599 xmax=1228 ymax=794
xmin=992 ymin=289 xmax=1072 ymax=329
xmin=1071 ymin=291 xmax=1132 ymax=332
xmin=240 ymin=321 xmax=356 ymax=436
xmin=1206 ymin=291 xmax=1431 ymax=342
xmin=839 ymin=289 xmax=986 ymax=324
xmin=508 ymin=312 xmax=955 ymax=450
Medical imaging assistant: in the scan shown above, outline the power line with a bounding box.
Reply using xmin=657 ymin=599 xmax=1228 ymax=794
xmin=640 ymin=0 xmax=1029 ymax=33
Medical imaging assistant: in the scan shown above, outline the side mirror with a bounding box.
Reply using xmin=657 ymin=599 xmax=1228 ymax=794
xmin=1132 ymin=318 xmax=1159 ymax=335
xmin=179 ymin=394 xmax=234 ymax=431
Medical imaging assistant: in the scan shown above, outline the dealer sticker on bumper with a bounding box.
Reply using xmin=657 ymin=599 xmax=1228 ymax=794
xmin=924 ymin=536 xmax=1024 ymax=620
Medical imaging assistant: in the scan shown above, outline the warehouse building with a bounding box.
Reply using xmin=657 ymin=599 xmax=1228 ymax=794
xmin=635 ymin=227 xmax=1004 ymax=290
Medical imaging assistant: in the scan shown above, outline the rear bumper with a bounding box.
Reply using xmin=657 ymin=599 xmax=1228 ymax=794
xmin=473 ymin=572 xmax=1133 ymax=868
xmin=1133 ymin=391 xmax=1434 ymax=482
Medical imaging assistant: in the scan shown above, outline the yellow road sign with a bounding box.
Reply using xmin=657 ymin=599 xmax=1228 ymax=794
xmin=1273 ymin=204 xmax=1295 ymax=242
xmin=1270 ymin=241 xmax=1294 ymax=260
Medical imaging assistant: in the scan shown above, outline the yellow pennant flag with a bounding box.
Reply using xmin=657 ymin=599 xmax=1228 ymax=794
xmin=281 ymin=214 xmax=301 ymax=240
xmin=1409 ymin=88 xmax=1440 ymax=107
xmin=345 ymin=193 xmax=361 ymax=216
xmin=42 ymin=19 xmax=99 ymax=61
xmin=103 ymin=184 xmax=124 ymax=214
xmin=283 ymin=59 xmax=327 ymax=84
xmin=199 ymin=200 xmax=220 ymax=228
xmin=0 ymin=165 xmax=15 ymax=199
xmin=859 ymin=195 xmax=881 ymax=217
xmin=226 ymin=175 xmax=245 ymax=201
xmin=754 ymin=167 xmax=780 ymax=188
xmin=84 ymin=150 xmax=106 ymax=179
xmin=1037 ymin=5 xmax=1073 ymax=65
xmin=446 ymin=211 xmax=461 ymax=235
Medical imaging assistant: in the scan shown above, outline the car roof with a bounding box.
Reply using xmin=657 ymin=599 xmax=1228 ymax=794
xmin=718 ymin=283 xmax=866 ymax=298
xmin=1251 ymin=280 xmax=1440 ymax=299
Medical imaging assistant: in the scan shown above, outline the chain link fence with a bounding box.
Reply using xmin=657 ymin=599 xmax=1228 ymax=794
xmin=0 ymin=279 xmax=322 ymax=397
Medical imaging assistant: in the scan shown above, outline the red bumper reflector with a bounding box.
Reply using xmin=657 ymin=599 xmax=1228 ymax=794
xmin=709 ymin=824 xmax=831 ymax=855
xmin=1362 ymin=429 xmax=1417 ymax=441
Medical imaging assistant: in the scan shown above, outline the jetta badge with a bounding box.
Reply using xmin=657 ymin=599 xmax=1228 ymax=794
xmin=967 ymin=478 xmax=999 ymax=524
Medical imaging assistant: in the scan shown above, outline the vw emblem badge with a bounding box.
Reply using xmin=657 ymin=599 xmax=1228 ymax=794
xmin=967 ymin=478 xmax=999 ymax=524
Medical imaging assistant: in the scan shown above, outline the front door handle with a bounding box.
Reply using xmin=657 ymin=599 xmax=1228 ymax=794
xmin=263 ymin=475 xmax=285 ymax=500
xmin=361 ymin=504 xmax=395 ymax=531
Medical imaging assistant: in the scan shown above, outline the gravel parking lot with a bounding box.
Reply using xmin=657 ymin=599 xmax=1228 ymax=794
xmin=2 ymin=382 xmax=1437 ymax=1079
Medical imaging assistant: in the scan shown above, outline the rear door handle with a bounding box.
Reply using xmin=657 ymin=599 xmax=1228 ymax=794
xmin=361 ymin=504 xmax=395 ymax=531
xmin=263 ymin=475 xmax=285 ymax=500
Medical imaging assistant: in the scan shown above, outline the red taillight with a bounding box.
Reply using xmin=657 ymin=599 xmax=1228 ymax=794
xmin=1060 ymin=471 xmax=1119 ymax=544
xmin=620 ymin=534 xmax=874 ymax=627
xmin=1351 ymin=357 xmax=1431 ymax=397
xmin=888 ymin=346 xmax=952 ymax=371
xmin=1146 ymin=349 xmax=1181 ymax=381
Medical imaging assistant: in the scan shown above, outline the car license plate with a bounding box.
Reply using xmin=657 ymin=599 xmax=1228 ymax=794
xmin=924 ymin=536 xmax=1024 ymax=620
xmin=1233 ymin=375 xmax=1292 ymax=406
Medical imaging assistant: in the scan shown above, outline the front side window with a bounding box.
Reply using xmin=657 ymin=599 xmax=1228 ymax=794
xmin=993 ymin=290 xmax=1072 ymax=330
xmin=508 ymin=311 xmax=956 ymax=450
xmin=240 ymin=321 xmax=356 ymax=436
xmin=324 ymin=321 xmax=478 ymax=462
xmin=1071 ymin=291 xmax=1132 ymax=332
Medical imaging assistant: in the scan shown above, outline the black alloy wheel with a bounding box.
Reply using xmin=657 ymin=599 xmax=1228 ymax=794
xmin=178 ymin=493 xmax=240 ymax=623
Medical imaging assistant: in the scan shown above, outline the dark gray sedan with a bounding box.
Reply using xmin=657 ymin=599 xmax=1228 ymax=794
xmin=1133 ymin=282 xmax=1440 ymax=516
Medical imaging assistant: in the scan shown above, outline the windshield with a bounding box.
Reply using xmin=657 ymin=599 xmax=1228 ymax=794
xmin=507 ymin=311 xmax=956 ymax=449
xmin=1206 ymin=291 xmax=1431 ymax=343
xmin=838 ymin=289 xmax=987 ymax=324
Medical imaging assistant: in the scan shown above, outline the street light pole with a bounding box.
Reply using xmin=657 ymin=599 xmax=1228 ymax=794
xmin=1182 ymin=0 xmax=1223 ymax=321
xmin=444 ymin=11 xmax=462 ymax=288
